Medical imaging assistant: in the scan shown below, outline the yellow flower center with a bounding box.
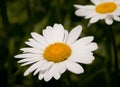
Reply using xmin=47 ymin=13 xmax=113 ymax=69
xmin=96 ymin=2 xmax=117 ymax=14
xmin=43 ymin=43 xmax=72 ymax=63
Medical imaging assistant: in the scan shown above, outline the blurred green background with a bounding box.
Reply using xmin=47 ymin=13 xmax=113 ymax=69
xmin=0 ymin=0 xmax=120 ymax=87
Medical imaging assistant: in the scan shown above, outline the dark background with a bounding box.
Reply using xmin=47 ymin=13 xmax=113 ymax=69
xmin=0 ymin=0 xmax=120 ymax=87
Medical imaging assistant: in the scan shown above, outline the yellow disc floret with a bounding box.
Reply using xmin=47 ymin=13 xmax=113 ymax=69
xmin=96 ymin=2 xmax=117 ymax=14
xmin=43 ymin=43 xmax=71 ymax=63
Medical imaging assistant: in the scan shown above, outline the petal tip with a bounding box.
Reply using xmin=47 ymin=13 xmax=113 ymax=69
xmin=24 ymin=72 xmax=29 ymax=76
xmin=14 ymin=55 xmax=20 ymax=58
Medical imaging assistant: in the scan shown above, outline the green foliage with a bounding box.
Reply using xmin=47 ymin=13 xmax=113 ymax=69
xmin=0 ymin=0 xmax=120 ymax=87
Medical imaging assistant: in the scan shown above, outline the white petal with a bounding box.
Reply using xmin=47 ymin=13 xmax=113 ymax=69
xmin=20 ymin=48 xmax=42 ymax=54
xmin=17 ymin=57 xmax=41 ymax=63
xmin=69 ymin=43 xmax=96 ymax=64
xmin=44 ymin=64 xmax=61 ymax=81
xmin=72 ymin=36 xmax=94 ymax=47
xmin=53 ymin=24 xmax=65 ymax=42
xmin=87 ymin=43 xmax=98 ymax=51
xmin=105 ymin=16 xmax=113 ymax=25
xmin=33 ymin=62 xmax=54 ymax=75
xmin=21 ymin=59 xmax=43 ymax=66
xmin=38 ymin=73 xmax=44 ymax=80
xmin=38 ymin=70 xmax=47 ymax=80
xmin=24 ymin=60 xmax=46 ymax=76
xmin=33 ymin=67 xmax=41 ymax=75
xmin=40 ymin=62 xmax=54 ymax=71
xmin=85 ymin=12 xmax=97 ymax=19
xmin=75 ymin=9 xmax=86 ymax=16
xmin=31 ymin=32 xmax=48 ymax=46
xmin=74 ymin=5 xmax=95 ymax=9
xmin=54 ymin=70 xmax=61 ymax=80
xmin=114 ymin=0 xmax=120 ymax=4
xmin=68 ymin=53 xmax=95 ymax=64
xmin=28 ymin=38 xmax=44 ymax=49
xmin=89 ymin=15 xmax=100 ymax=24
xmin=25 ymin=41 xmax=44 ymax=50
xmin=44 ymin=65 xmax=55 ymax=81
xmin=65 ymin=62 xmax=84 ymax=74
xmin=75 ymin=9 xmax=94 ymax=17
xmin=113 ymin=7 xmax=120 ymax=16
xmin=43 ymin=26 xmax=55 ymax=44
xmin=57 ymin=62 xmax=66 ymax=74
xmin=67 ymin=25 xmax=82 ymax=45
xmin=113 ymin=16 xmax=120 ymax=22
xmin=14 ymin=53 xmax=41 ymax=58
xmin=50 ymin=64 xmax=61 ymax=80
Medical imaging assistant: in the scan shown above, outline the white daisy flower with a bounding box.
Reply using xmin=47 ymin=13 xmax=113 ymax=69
xmin=74 ymin=0 xmax=120 ymax=25
xmin=15 ymin=23 xmax=98 ymax=82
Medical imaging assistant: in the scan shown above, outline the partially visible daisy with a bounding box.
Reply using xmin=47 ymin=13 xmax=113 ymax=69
xmin=15 ymin=23 xmax=98 ymax=81
xmin=74 ymin=0 xmax=120 ymax=25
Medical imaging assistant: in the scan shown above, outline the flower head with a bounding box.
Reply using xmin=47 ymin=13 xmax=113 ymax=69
xmin=74 ymin=0 xmax=120 ymax=25
xmin=15 ymin=24 xmax=98 ymax=81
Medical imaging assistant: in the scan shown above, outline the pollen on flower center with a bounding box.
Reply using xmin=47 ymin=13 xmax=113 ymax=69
xmin=96 ymin=2 xmax=117 ymax=14
xmin=43 ymin=43 xmax=71 ymax=63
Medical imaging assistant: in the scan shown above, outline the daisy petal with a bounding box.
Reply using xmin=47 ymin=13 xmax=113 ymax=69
xmin=44 ymin=64 xmax=56 ymax=81
xmin=75 ymin=9 xmax=94 ymax=17
xmin=67 ymin=25 xmax=82 ymax=45
xmin=25 ymin=41 xmax=43 ymax=50
xmin=33 ymin=68 xmax=41 ymax=75
xmin=72 ymin=36 xmax=94 ymax=47
xmin=44 ymin=63 xmax=61 ymax=81
xmin=20 ymin=48 xmax=42 ymax=53
xmin=53 ymin=24 xmax=64 ymax=42
xmin=31 ymin=32 xmax=48 ymax=46
xmin=21 ymin=59 xmax=42 ymax=66
xmin=24 ymin=60 xmax=46 ymax=76
xmin=86 ymin=43 xmax=98 ymax=51
xmin=38 ymin=71 xmax=46 ymax=80
xmin=113 ymin=16 xmax=120 ymax=22
xmin=74 ymin=5 xmax=95 ymax=9
xmin=68 ymin=53 xmax=95 ymax=64
xmin=54 ymin=70 xmax=61 ymax=80
xmin=66 ymin=62 xmax=84 ymax=74
xmin=14 ymin=53 xmax=41 ymax=58
xmin=43 ymin=26 xmax=55 ymax=44
xmin=17 ymin=57 xmax=41 ymax=63
xmin=85 ymin=12 xmax=97 ymax=19
xmin=89 ymin=15 xmax=100 ymax=24
xmin=57 ymin=62 xmax=66 ymax=74
xmin=40 ymin=62 xmax=54 ymax=71
xmin=105 ymin=16 xmax=113 ymax=25
xmin=38 ymin=73 xmax=44 ymax=80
